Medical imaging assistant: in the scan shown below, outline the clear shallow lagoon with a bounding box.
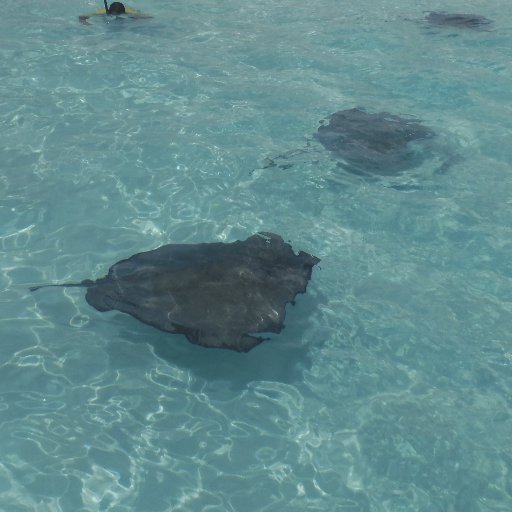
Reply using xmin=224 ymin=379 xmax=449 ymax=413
xmin=1 ymin=0 xmax=512 ymax=510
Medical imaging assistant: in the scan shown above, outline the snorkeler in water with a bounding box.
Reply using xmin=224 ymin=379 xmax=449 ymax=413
xmin=79 ymin=2 xmax=151 ymax=24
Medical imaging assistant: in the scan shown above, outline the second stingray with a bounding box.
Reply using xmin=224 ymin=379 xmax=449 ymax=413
xmin=262 ymin=108 xmax=438 ymax=177
xmin=314 ymin=108 xmax=436 ymax=176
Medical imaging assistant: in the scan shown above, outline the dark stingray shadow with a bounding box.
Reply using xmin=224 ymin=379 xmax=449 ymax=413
xmin=424 ymin=11 xmax=493 ymax=30
xmin=113 ymin=282 xmax=326 ymax=391
xmin=418 ymin=11 xmax=494 ymax=37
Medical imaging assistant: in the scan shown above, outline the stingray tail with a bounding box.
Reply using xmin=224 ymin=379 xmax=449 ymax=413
xmin=250 ymin=141 xmax=317 ymax=174
xmin=29 ymin=279 xmax=95 ymax=292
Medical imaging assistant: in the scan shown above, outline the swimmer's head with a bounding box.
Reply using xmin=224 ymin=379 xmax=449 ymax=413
xmin=108 ymin=2 xmax=126 ymax=15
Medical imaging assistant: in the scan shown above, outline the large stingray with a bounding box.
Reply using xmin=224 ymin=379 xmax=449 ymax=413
xmin=30 ymin=232 xmax=320 ymax=352
xmin=425 ymin=12 xmax=492 ymax=29
xmin=313 ymin=108 xmax=436 ymax=176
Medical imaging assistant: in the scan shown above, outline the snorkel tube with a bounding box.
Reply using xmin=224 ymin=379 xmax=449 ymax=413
xmin=104 ymin=0 xmax=109 ymax=12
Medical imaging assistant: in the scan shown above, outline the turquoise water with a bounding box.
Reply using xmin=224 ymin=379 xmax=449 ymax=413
xmin=1 ymin=0 xmax=512 ymax=510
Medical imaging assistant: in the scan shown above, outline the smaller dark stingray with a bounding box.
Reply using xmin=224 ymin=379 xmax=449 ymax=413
xmin=30 ymin=233 xmax=320 ymax=353
xmin=313 ymin=108 xmax=435 ymax=176
xmin=425 ymin=11 xmax=492 ymax=29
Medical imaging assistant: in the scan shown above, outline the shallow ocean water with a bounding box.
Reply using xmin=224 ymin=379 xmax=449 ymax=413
xmin=1 ymin=0 xmax=512 ymax=510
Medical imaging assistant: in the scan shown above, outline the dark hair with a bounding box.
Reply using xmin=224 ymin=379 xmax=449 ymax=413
xmin=108 ymin=2 xmax=126 ymax=15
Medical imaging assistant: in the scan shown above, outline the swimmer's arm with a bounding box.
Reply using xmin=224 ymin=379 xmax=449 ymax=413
xmin=79 ymin=10 xmax=105 ymax=25
xmin=127 ymin=11 xmax=153 ymax=20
